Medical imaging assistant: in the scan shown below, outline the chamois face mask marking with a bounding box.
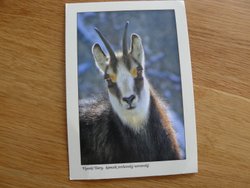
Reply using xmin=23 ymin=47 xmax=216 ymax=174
xmin=92 ymin=22 xmax=150 ymax=130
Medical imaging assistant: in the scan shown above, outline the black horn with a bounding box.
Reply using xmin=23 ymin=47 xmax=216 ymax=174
xmin=123 ymin=21 xmax=129 ymax=57
xmin=94 ymin=28 xmax=117 ymax=66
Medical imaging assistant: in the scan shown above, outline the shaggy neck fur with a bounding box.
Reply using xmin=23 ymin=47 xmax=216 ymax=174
xmin=109 ymin=78 xmax=150 ymax=132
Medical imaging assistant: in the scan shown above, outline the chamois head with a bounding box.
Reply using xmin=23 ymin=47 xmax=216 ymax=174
xmin=92 ymin=22 xmax=150 ymax=130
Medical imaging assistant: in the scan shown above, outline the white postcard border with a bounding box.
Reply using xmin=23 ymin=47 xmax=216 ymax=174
xmin=65 ymin=1 xmax=197 ymax=180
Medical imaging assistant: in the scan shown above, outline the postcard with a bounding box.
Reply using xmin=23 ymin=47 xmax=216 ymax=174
xmin=65 ymin=0 xmax=197 ymax=180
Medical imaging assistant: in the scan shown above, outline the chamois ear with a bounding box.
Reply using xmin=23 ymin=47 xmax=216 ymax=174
xmin=130 ymin=34 xmax=145 ymax=67
xmin=92 ymin=43 xmax=108 ymax=73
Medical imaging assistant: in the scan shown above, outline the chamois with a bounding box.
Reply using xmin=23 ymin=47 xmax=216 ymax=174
xmin=80 ymin=22 xmax=180 ymax=165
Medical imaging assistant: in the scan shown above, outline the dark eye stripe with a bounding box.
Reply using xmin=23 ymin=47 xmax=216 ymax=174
xmin=108 ymin=83 xmax=122 ymax=104
xmin=136 ymin=66 xmax=143 ymax=78
xmin=134 ymin=76 xmax=144 ymax=98
xmin=106 ymin=78 xmax=114 ymax=87
xmin=104 ymin=68 xmax=121 ymax=102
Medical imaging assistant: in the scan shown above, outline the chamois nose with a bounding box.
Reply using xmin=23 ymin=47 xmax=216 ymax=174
xmin=122 ymin=95 xmax=135 ymax=105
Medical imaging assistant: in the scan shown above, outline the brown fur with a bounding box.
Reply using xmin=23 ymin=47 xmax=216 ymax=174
xmin=150 ymin=87 xmax=181 ymax=159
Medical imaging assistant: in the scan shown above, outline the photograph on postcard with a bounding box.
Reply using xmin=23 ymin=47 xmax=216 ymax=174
xmin=77 ymin=10 xmax=186 ymax=165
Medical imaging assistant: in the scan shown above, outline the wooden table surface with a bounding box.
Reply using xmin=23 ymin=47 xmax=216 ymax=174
xmin=1 ymin=0 xmax=250 ymax=187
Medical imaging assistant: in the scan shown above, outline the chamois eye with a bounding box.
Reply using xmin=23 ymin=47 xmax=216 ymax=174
xmin=105 ymin=77 xmax=114 ymax=87
xmin=137 ymin=67 xmax=143 ymax=78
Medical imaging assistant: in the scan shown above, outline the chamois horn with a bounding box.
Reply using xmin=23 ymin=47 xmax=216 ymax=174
xmin=94 ymin=28 xmax=117 ymax=66
xmin=123 ymin=21 xmax=129 ymax=58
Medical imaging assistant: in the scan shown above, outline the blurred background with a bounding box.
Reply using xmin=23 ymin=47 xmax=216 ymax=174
xmin=77 ymin=10 xmax=186 ymax=158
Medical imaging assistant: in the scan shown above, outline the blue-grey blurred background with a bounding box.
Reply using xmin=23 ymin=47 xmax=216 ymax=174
xmin=77 ymin=10 xmax=186 ymax=158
